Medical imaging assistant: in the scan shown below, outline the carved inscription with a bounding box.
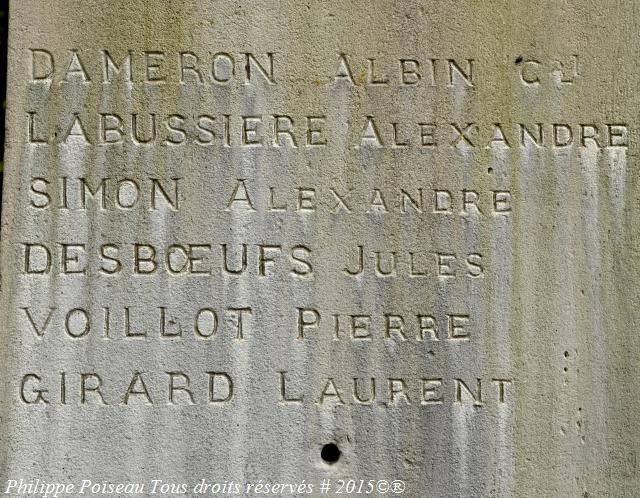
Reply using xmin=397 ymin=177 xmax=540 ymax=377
xmin=17 ymin=47 xmax=628 ymax=413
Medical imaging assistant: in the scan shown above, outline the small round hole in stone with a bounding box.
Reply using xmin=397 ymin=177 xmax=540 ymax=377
xmin=321 ymin=443 xmax=341 ymax=464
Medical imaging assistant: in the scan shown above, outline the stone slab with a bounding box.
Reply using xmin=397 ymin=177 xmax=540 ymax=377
xmin=0 ymin=1 xmax=639 ymax=496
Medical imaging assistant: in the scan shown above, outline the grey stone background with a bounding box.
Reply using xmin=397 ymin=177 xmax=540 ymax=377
xmin=0 ymin=1 xmax=639 ymax=497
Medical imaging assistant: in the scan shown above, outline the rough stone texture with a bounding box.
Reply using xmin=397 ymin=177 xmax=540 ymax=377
xmin=0 ymin=1 xmax=639 ymax=497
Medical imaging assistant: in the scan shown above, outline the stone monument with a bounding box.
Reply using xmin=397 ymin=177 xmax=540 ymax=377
xmin=0 ymin=1 xmax=638 ymax=496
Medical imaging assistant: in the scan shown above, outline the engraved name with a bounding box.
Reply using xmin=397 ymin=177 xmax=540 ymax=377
xmin=17 ymin=370 xmax=512 ymax=407
xmin=279 ymin=372 xmax=512 ymax=407
xmin=22 ymin=243 xmax=313 ymax=277
xmin=29 ymin=49 xmax=275 ymax=85
xmin=21 ymin=306 xmax=252 ymax=340
xmin=225 ymin=179 xmax=512 ymax=217
xmin=27 ymin=112 xmax=629 ymax=149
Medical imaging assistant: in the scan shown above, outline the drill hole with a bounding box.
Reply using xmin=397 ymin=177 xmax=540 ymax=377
xmin=321 ymin=443 xmax=341 ymax=464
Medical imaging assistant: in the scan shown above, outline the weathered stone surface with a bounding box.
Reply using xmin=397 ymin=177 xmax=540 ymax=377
xmin=0 ymin=1 xmax=639 ymax=496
